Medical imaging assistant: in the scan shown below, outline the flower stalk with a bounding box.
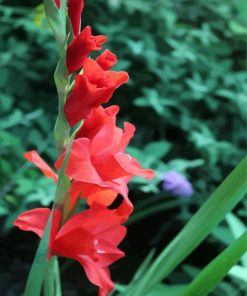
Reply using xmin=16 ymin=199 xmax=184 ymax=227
xmin=14 ymin=1 xmax=155 ymax=295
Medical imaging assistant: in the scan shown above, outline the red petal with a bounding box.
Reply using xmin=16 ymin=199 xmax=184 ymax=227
xmin=94 ymin=238 xmax=125 ymax=266
xmin=53 ymin=228 xmax=95 ymax=259
xmin=77 ymin=257 xmax=114 ymax=296
xmin=54 ymin=204 xmax=126 ymax=260
xmin=55 ymin=138 xmax=104 ymax=185
xmin=92 ymin=153 xmax=132 ymax=180
xmin=68 ymin=0 xmax=84 ymax=36
xmin=76 ymin=106 xmax=119 ymax=140
xmin=83 ymin=58 xmax=106 ymax=81
xmin=64 ymin=74 xmax=108 ymax=126
xmin=96 ymin=49 xmax=117 ymax=70
xmin=113 ymin=122 xmax=135 ymax=152
xmin=115 ymin=152 xmax=155 ymax=180
xmin=86 ymin=188 xmax=117 ymax=206
xmin=24 ymin=151 xmax=58 ymax=183
xmin=106 ymin=71 xmax=129 ymax=87
xmin=14 ymin=208 xmax=50 ymax=238
xmin=113 ymin=196 xmax=133 ymax=222
xmin=57 ymin=203 xmax=125 ymax=240
xmin=71 ymin=181 xmax=117 ymax=207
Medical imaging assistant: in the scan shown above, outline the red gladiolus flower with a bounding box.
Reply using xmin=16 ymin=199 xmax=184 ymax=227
xmin=66 ymin=26 xmax=107 ymax=74
xmin=56 ymin=106 xmax=155 ymax=217
xmin=68 ymin=0 xmax=84 ymax=36
xmin=64 ymin=58 xmax=129 ymax=126
xmin=24 ymin=106 xmax=155 ymax=220
xmin=14 ymin=203 xmax=126 ymax=296
xmin=23 ymin=109 xmax=154 ymax=220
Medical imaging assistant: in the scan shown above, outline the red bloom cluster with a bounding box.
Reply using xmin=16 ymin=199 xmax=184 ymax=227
xmin=14 ymin=1 xmax=155 ymax=295
xmin=15 ymin=204 xmax=126 ymax=295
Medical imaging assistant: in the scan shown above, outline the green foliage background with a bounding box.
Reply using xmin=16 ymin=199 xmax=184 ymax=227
xmin=0 ymin=0 xmax=246 ymax=295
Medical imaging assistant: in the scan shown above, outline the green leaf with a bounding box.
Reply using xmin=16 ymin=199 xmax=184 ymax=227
xmin=147 ymin=284 xmax=186 ymax=296
xmin=144 ymin=141 xmax=171 ymax=165
xmin=132 ymin=249 xmax=156 ymax=282
xmin=212 ymin=225 xmax=234 ymax=246
xmin=181 ymin=232 xmax=247 ymax=296
xmin=124 ymin=156 xmax=247 ymax=296
xmin=0 ymin=109 xmax=23 ymax=129
xmin=23 ymin=214 xmax=52 ymax=296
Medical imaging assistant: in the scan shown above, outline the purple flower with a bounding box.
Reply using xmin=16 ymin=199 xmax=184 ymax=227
xmin=162 ymin=171 xmax=193 ymax=198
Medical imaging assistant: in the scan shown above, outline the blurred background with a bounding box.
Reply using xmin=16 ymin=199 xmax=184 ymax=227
xmin=0 ymin=0 xmax=246 ymax=295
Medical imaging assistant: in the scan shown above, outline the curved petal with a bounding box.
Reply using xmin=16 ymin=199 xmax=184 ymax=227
xmin=113 ymin=122 xmax=135 ymax=152
xmin=24 ymin=151 xmax=58 ymax=183
xmin=94 ymin=238 xmax=125 ymax=266
xmin=14 ymin=208 xmax=51 ymax=238
xmin=96 ymin=49 xmax=117 ymax=70
xmin=64 ymin=74 xmax=110 ymax=126
xmin=66 ymin=26 xmax=107 ymax=74
xmin=115 ymin=152 xmax=155 ymax=180
xmin=55 ymin=138 xmax=105 ymax=185
xmin=75 ymin=105 xmax=119 ymax=141
xmin=77 ymin=257 xmax=114 ymax=296
xmin=106 ymin=71 xmax=129 ymax=87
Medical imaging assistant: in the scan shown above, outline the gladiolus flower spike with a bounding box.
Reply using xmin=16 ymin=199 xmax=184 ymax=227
xmin=14 ymin=1 xmax=155 ymax=295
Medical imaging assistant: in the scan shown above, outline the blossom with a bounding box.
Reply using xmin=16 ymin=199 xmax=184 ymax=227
xmin=56 ymin=106 xmax=155 ymax=217
xmin=162 ymin=171 xmax=193 ymax=197
xmin=66 ymin=26 xmax=107 ymax=74
xmin=64 ymin=57 xmax=129 ymax=126
xmin=14 ymin=203 xmax=126 ymax=296
xmin=24 ymin=106 xmax=155 ymax=220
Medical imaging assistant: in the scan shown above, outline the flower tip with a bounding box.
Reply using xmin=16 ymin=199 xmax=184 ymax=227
xmin=54 ymin=0 xmax=61 ymax=9
xmin=23 ymin=150 xmax=35 ymax=160
xmin=145 ymin=169 xmax=156 ymax=180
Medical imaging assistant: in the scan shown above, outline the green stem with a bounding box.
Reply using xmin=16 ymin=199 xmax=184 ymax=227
xmin=54 ymin=60 xmax=70 ymax=155
xmin=43 ymin=257 xmax=55 ymax=296
xmin=54 ymin=257 xmax=62 ymax=296
xmin=182 ymin=231 xmax=247 ymax=296
xmin=23 ymin=215 xmax=52 ymax=296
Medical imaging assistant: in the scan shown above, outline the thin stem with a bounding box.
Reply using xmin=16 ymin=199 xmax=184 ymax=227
xmin=54 ymin=257 xmax=62 ymax=296
xmin=43 ymin=257 xmax=55 ymax=296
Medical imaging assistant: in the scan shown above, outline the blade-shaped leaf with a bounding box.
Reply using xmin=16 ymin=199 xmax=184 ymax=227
xmin=124 ymin=156 xmax=247 ymax=296
xmin=181 ymin=232 xmax=247 ymax=296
